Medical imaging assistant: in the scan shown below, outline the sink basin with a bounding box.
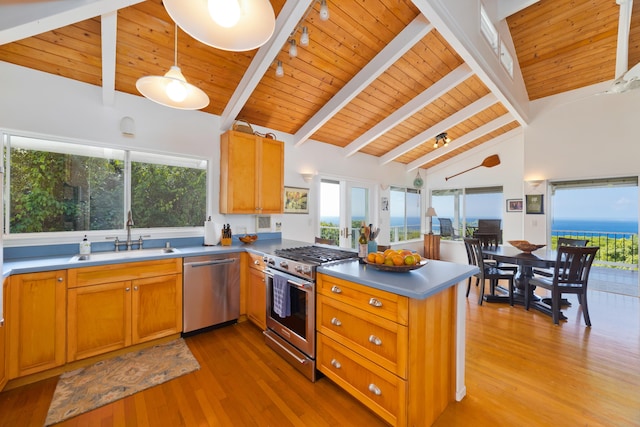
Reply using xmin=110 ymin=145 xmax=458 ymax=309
xmin=69 ymin=247 xmax=181 ymax=262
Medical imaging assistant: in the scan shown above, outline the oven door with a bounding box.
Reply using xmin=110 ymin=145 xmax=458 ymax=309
xmin=264 ymin=268 xmax=315 ymax=358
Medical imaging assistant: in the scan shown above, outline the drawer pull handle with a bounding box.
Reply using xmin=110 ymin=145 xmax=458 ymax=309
xmin=331 ymin=317 xmax=342 ymax=326
xmin=254 ymin=260 xmax=260 ymax=265
xmin=369 ymin=298 xmax=382 ymax=307
xmin=331 ymin=359 xmax=342 ymax=369
xmin=125 ymin=287 xmax=131 ymax=292
xmin=331 ymin=285 xmax=342 ymax=294
xmin=369 ymin=335 xmax=382 ymax=346
xmin=368 ymin=384 xmax=382 ymax=396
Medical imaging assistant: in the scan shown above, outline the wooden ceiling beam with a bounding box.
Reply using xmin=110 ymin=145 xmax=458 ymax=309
xmin=379 ymin=93 xmax=499 ymax=165
xmin=292 ymin=14 xmax=434 ymax=147
xmin=0 ymin=0 xmax=143 ymax=45
xmin=101 ymin=11 xmax=117 ymax=106
xmin=342 ymin=63 xmax=473 ymax=157
xmin=220 ymin=0 xmax=314 ymax=132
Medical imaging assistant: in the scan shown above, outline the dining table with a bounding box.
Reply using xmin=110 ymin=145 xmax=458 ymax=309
xmin=482 ymin=245 xmax=567 ymax=320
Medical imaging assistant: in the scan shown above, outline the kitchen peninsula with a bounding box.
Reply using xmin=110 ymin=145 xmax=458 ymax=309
xmin=1 ymin=240 xmax=477 ymax=427
xmin=317 ymin=259 xmax=477 ymax=426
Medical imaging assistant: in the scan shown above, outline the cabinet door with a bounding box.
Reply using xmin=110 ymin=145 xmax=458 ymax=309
xmin=132 ymin=274 xmax=182 ymax=344
xmin=258 ymin=138 xmax=284 ymax=213
xmin=247 ymin=267 xmax=266 ymax=330
xmin=220 ymin=131 xmax=259 ymax=214
xmin=8 ymin=271 xmax=66 ymax=378
xmin=67 ymin=281 xmax=132 ymax=361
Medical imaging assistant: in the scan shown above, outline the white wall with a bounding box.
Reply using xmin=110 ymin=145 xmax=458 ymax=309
xmin=0 ymin=61 xmax=420 ymax=246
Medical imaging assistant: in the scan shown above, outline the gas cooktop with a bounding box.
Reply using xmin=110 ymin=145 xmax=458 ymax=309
xmin=274 ymin=245 xmax=358 ymax=264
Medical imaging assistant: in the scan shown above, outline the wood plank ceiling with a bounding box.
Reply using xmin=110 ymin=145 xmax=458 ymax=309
xmin=0 ymin=0 xmax=637 ymax=171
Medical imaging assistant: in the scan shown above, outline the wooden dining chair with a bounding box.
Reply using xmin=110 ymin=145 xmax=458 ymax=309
xmin=533 ymin=237 xmax=590 ymax=277
xmin=464 ymin=238 xmax=516 ymax=305
xmin=526 ymin=245 xmax=599 ymax=326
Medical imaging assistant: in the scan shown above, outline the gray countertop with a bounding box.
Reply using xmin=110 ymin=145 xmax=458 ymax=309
xmin=3 ymin=239 xmax=478 ymax=300
xmin=318 ymin=259 xmax=478 ymax=299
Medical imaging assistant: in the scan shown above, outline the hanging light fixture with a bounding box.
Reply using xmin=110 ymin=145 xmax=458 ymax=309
xmin=275 ymin=60 xmax=284 ymax=77
xmin=289 ymin=39 xmax=298 ymax=57
xmin=319 ymin=0 xmax=330 ymax=21
xmin=433 ymin=132 xmax=451 ymax=148
xmin=300 ymin=26 xmax=309 ymax=46
xmin=136 ymin=25 xmax=209 ymax=110
xmin=163 ymin=0 xmax=275 ymax=52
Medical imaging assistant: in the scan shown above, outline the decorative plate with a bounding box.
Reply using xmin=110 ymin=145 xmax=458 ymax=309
xmin=364 ymin=259 xmax=428 ymax=272
xmin=508 ymin=240 xmax=545 ymax=253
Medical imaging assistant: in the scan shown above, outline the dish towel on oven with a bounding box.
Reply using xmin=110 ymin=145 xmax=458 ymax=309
xmin=273 ymin=273 xmax=291 ymax=318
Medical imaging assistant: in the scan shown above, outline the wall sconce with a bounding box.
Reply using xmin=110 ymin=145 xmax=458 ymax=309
xmin=120 ymin=116 xmax=135 ymax=136
xmin=433 ymin=132 xmax=451 ymax=148
xmin=301 ymin=173 xmax=315 ymax=183
xmin=528 ymin=179 xmax=544 ymax=188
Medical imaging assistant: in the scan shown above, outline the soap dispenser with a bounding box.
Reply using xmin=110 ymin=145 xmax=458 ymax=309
xmin=79 ymin=235 xmax=91 ymax=255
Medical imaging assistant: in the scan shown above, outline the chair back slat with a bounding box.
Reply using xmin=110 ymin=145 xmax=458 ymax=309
xmin=553 ymin=246 xmax=599 ymax=286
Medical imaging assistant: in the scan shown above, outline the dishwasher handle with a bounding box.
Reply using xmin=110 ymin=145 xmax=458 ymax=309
xmin=186 ymin=258 xmax=237 ymax=268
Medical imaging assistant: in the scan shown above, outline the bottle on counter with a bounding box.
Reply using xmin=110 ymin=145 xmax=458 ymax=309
xmin=79 ymin=235 xmax=91 ymax=255
xmin=358 ymin=227 xmax=368 ymax=263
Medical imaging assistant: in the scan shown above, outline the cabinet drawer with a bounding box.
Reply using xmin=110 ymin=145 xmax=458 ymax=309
xmin=247 ymin=252 xmax=266 ymax=271
xmin=68 ymin=258 xmax=182 ymax=288
xmin=318 ymin=334 xmax=407 ymax=427
xmin=318 ymin=294 xmax=408 ymax=378
xmin=317 ymin=274 xmax=408 ymax=325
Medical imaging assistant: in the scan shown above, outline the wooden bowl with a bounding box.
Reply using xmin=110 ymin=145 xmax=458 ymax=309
xmin=508 ymin=240 xmax=545 ymax=253
xmin=239 ymin=234 xmax=258 ymax=244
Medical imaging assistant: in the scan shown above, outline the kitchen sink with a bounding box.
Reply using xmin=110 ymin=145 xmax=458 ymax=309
xmin=69 ymin=247 xmax=181 ymax=262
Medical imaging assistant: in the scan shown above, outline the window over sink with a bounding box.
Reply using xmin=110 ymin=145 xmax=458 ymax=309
xmin=3 ymin=133 xmax=207 ymax=236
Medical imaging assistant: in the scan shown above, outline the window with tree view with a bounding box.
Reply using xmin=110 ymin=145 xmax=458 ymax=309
xmin=4 ymin=134 xmax=207 ymax=234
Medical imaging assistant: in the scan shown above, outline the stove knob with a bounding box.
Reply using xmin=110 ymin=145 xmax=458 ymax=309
xmin=295 ymin=265 xmax=303 ymax=273
xmin=266 ymin=257 xmax=275 ymax=266
xmin=279 ymin=261 xmax=289 ymax=269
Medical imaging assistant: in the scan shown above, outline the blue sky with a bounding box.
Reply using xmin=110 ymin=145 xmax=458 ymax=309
xmin=553 ymin=187 xmax=637 ymax=220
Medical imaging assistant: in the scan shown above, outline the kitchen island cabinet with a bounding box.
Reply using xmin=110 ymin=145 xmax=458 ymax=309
xmin=317 ymin=259 xmax=476 ymax=427
xmin=220 ymin=130 xmax=284 ymax=214
xmin=7 ymin=270 xmax=66 ymax=379
xmin=67 ymin=259 xmax=182 ymax=361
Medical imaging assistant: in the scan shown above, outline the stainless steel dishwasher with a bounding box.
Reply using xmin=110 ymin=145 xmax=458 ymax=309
xmin=183 ymin=253 xmax=240 ymax=333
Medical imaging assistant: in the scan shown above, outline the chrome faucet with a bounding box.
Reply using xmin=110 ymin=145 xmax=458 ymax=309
xmin=126 ymin=210 xmax=134 ymax=250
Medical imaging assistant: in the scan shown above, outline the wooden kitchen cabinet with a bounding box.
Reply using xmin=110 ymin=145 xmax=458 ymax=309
xmin=7 ymin=270 xmax=67 ymax=379
xmin=317 ymin=273 xmax=457 ymax=427
xmin=220 ymin=130 xmax=284 ymax=214
xmin=246 ymin=252 xmax=267 ymax=330
xmin=67 ymin=259 xmax=182 ymax=362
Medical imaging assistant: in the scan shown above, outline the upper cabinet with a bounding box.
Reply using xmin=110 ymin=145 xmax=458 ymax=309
xmin=220 ymin=130 xmax=284 ymax=214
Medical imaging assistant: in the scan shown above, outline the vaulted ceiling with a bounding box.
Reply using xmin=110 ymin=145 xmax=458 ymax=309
xmin=0 ymin=0 xmax=638 ymax=171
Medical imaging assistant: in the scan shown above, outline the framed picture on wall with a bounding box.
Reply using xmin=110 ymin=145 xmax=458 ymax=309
xmin=525 ymin=194 xmax=544 ymax=214
xmin=506 ymin=199 xmax=523 ymax=212
xmin=284 ymin=186 xmax=309 ymax=214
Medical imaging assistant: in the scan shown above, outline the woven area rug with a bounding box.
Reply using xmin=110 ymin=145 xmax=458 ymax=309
xmin=45 ymin=339 xmax=199 ymax=426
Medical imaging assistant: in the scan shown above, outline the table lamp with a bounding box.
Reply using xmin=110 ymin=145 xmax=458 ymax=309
xmin=426 ymin=207 xmax=437 ymax=234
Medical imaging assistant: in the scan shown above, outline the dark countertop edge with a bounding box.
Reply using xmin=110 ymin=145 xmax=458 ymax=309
xmin=317 ymin=259 xmax=479 ymax=300
xmin=1 ymin=239 xmax=309 ymax=278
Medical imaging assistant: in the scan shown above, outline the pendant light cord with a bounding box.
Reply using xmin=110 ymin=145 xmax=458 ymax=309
xmin=174 ymin=24 xmax=178 ymax=67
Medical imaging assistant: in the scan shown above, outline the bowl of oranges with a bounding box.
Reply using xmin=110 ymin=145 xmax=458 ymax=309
xmin=364 ymin=249 xmax=428 ymax=272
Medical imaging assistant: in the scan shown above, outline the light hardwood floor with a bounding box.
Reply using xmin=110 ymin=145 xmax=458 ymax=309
xmin=0 ymin=285 xmax=638 ymax=426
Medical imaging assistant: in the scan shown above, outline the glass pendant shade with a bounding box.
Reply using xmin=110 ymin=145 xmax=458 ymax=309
xmin=163 ymin=0 xmax=275 ymax=52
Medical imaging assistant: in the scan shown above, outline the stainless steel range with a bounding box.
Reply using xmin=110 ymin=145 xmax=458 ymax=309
xmin=263 ymin=245 xmax=358 ymax=381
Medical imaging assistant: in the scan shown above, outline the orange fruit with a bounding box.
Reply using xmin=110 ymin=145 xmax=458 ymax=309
xmin=412 ymin=253 xmax=421 ymax=262
xmin=384 ymin=257 xmax=395 ymax=266
xmin=367 ymin=252 xmax=376 ymax=263
xmin=375 ymin=253 xmax=385 ymax=264
xmin=400 ymin=249 xmax=413 ymax=256
xmin=392 ymin=254 xmax=404 ymax=266
xmin=404 ymin=255 xmax=416 ymax=266
xmin=383 ymin=249 xmax=395 ymax=258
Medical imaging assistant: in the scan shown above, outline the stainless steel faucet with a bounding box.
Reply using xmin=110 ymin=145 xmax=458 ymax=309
xmin=126 ymin=210 xmax=134 ymax=250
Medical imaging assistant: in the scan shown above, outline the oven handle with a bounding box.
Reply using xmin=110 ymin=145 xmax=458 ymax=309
xmin=264 ymin=269 xmax=312 ymax=290
xmin=265 ymin=332 xmax=309 ymax=365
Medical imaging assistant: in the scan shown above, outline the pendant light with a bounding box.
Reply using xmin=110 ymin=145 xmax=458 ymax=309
xmin=136 ymin=25 xmax=209 ymax=110
xmin=163 ymin=0 xmax=275 ymax=52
